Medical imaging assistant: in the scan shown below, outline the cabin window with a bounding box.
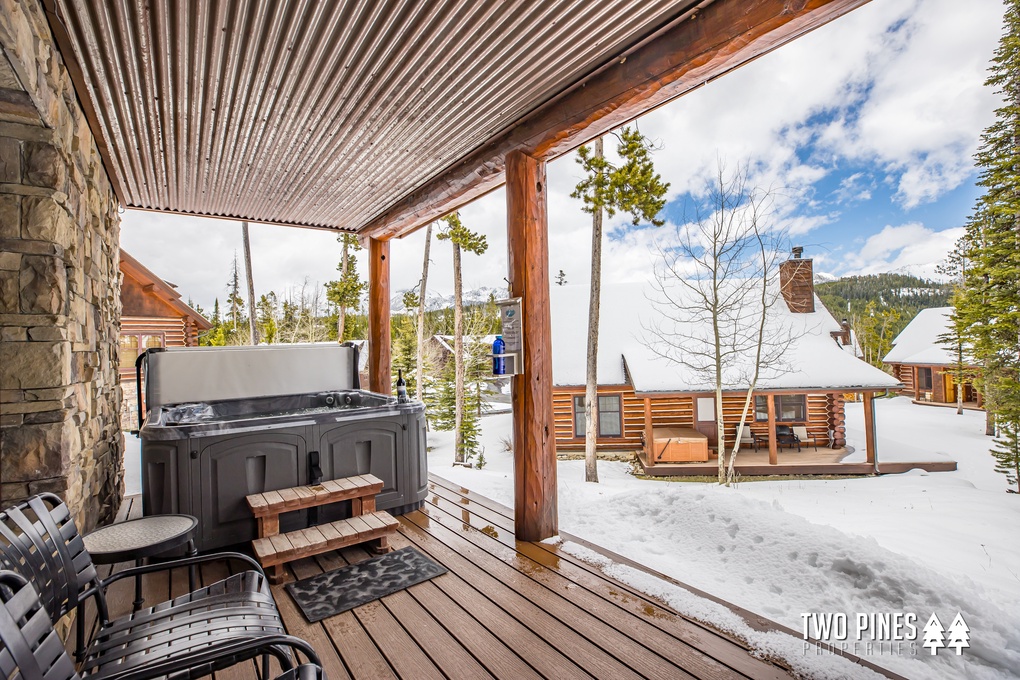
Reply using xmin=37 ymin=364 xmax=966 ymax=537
xmin=776 ymin=395 xmax=807 ymax=422
xmin=119 ymin=333 xmax=164 ymax=369
xmin=754 ymin=395 xmax=807 ymax=422
xmin=917 ymin=367 xmax=933 ymax=391
xmin=119 ymin=335 xmax=139 ymax=369
xmin=573 ymin=395 xmax=622 ymax=437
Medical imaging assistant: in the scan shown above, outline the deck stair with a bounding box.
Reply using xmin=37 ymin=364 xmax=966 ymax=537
xmin=246 ymin=474 xmax=396 ymax=583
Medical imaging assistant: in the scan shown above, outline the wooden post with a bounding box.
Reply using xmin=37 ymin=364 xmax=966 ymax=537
xmin=644 ymin=397 xmax=653 ymax=463
xmin=368 ymin=237 xmax=391 ymax=394
xmin=863 ymin=391 xmax=878 ymax=469
xmin=913 ymin=368 xmax=920 ymax=401
xmin=505 ymin=149 xmax=557 ymax=542
xmin=766 ymin=394 xmax=778 ymax=465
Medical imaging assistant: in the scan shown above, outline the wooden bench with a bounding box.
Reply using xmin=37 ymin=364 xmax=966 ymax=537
xmin=246 ymin=474 xmax=397 ymax=583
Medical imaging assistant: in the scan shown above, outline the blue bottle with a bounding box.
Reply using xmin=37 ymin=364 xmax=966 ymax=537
xmin=492 ymin=335 xmax=505 ymax=375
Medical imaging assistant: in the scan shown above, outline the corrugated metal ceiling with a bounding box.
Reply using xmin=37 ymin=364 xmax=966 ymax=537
xmin=50 ymin=0 xmax=700 ymax=233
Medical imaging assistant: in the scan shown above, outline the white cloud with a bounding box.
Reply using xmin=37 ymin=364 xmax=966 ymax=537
xmin=837 ymin=222 xmax=963 ymax=278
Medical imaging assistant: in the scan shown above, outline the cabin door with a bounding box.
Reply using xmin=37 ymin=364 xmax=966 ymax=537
xmin=694 ymin=396 xmax=717 ymax=448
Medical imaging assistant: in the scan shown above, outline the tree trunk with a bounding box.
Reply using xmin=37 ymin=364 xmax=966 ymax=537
xmin=453 ymin=242 xmax=466 ymax=464
xmin=337 ymin=242 xmax=349 ymax=342
xmin=584 ymin=137 xmax=604 ymax=483
xmin=416 ymin=223 xmax=432 ymax=400
xmin=241 ymin=222 xmax=259 ymax=345
xmin=986 ymin=408 xmax=996 ymax=437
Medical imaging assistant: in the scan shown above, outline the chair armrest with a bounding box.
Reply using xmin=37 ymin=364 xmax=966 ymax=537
xmin=99 ymin=551 xmax=266 ymax=589
xmin=96 ymin=633 xmax=321 ymax=680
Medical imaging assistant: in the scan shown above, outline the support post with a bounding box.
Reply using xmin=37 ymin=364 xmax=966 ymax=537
xmin=644 ymin=397 xmax=653 ymax=463
xmin=368 ymin=237 xmax=391 ymax=394
xmin=505 ymin=150 xmax=557 ymax=541
xmin=766 ymin=394 xmax=778 ymax=465
xmin=863 ymin=391 xmax=878 ymax=470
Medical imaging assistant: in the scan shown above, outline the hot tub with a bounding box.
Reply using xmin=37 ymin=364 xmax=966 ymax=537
xmin=138 ymin=344 xmax=427 ymax=551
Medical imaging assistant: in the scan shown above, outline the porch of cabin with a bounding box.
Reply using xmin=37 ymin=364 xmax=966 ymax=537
xmin=80 ymin=481 xmax=901 ymax=680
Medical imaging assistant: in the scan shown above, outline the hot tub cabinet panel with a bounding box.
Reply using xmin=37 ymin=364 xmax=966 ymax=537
xmin=197 ymin=431 xmax=310 ymax=549
xmin=141 ymin=441 xmax=188 ymax=517
xmin=320 ymin=420 xmax=403 ymax=509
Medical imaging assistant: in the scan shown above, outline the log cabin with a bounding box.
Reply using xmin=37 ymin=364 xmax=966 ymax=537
xmin=552 ymin=252 xmax=902 ymax=468
xmin=883 ymin=307 xmax=982 ymax=408
xmin=119 ymin=251 xmax=211 ymax=429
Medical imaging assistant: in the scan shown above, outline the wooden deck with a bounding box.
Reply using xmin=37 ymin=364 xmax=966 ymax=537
xmin=637 ymin=448 xmax=957 ymax=476
xmin=86 ymin=481 xmax=899 ymax=679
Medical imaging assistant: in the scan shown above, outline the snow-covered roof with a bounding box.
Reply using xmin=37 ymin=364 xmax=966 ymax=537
xmin=882 ymin=307 xmax=956 ymax=366
xmin=550 ymin=282 xmax=900 ymax=393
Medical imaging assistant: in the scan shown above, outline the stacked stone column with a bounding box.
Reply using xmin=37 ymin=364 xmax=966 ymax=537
xmin=0 ymin=0 xmax=122 ymax=531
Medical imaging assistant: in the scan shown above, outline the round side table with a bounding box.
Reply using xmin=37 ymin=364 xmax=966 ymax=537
xmin=83 ymin=514 xmax=199 ymax=611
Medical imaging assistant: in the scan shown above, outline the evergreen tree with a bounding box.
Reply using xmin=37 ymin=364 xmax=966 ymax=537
xmin=257 ymin=292 xmax=279 ymax=344
xmin=556 ymin=269 xmax=567 ymax=286
xmin=436 ymin=212 xmax=488 ymax=466
xmin=572 ymin=127 xmax=668 ymax=482
xmin=325 ymin=234 xmax=366 ymax=342
xmin=952 ymin=0 xmax=1020 ymax=491
xmin=226 ymin=253 xmax=247 ymax=345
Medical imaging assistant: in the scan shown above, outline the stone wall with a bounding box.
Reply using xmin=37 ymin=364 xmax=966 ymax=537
xmin=0 ymin=0 xmax=122 ymax=531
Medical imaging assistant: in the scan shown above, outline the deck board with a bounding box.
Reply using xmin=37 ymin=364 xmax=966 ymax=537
xmin=91 ymin=483 xmax=903 ymax=680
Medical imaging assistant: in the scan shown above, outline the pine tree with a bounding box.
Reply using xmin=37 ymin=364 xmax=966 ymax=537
xmin=556 ymin=269 xmax=567 ymax=286
xmin=572 ymin=127 xmax=669 ymax=483
xmin=325 ymin=234 xmax=366 ymax=342
xmin=952 ymin=0 xmax=1020 ymax=490
xmin=436 ymin=212 xmax=488 ymax=466
xmin=992 ymin=421 xmax=1020 ymax=493
xmin=225 ymin=253 xmax=246 ymax=345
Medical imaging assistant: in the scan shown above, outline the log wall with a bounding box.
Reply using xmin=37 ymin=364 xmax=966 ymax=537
xmin=553 ymin=387 xmax=841 ymax=451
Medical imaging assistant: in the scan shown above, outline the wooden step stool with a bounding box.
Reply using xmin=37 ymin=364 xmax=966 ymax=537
xmin=246 ymin=474 xmax=398 ymax=583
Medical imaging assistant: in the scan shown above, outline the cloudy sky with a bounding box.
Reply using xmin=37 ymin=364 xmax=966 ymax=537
xmin=120 ymin=0 xmax=1006 ymax=313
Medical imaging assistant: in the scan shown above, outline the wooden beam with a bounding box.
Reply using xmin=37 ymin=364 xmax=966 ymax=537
xmin=361 ymin=0 xmax=870 ymax=240
xmin=368 ymin=238 xmax=391 ymax=394
xmin=505 ymin=150 xmax=557 ymax=542
xmin=766 ymin=394 xmax=778 ymax=465
xmin=862 ymin=391 xmax=878 ymax=468
xmin=644 ymin=397 xmax=653 ymax=463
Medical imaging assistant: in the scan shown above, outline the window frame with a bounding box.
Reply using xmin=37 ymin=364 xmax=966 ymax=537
xmin=917 ymin=367 xmax=933 ymax=391
xmin=753 ymin=394 xmax=807 ymax=423
xmin=572 ymin=393 xmax=623 ymax=438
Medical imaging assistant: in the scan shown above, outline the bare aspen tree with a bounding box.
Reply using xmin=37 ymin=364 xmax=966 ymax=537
xmin=644 ymin=163 xmax=792 ymax=485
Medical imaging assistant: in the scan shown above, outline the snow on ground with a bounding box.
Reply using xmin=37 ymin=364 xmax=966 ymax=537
xmin=429 ymin=397 xmax=1020 ymax=680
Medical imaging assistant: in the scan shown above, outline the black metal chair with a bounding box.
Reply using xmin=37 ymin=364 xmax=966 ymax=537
xmin=0 ymin=570 xmax=324 ymax=680
xmin=775 ymin=425 xmax=801 ymax=452
xmin=0 ymin=494 xmax=320 ymax=680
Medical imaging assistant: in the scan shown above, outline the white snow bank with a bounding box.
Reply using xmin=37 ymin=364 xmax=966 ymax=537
xmin=429 ymin=400 xmax=1020 ymax=679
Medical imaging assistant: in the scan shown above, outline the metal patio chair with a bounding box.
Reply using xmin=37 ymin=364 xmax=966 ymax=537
xmin=0 ymin=494 xmax=321 ymax=680
xmin=0 ymin=570 xmax=325 ymax=680
xmin=774 ymin=425 xmax=801 ymax=452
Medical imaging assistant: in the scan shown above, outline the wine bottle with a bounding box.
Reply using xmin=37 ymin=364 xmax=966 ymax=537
xmin=396 ymin=369 xmax=408 ymax=403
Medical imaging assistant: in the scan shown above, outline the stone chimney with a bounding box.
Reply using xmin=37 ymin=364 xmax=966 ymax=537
xmin=779 ymin=246 xmax=815 ymax=313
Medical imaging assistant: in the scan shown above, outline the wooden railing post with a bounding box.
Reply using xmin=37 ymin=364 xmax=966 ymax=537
xmin=863 ymin=391 xmax=878 ymax=469
xmin=766 ymin=394 xmax=778 ymax=465
xmin=505 ymin=149 xmax=557 ymax=542
xmin=368 ymin=237 xmax=391 ymax=394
